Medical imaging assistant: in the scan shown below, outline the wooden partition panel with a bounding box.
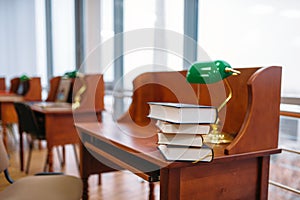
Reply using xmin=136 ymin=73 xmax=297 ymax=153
xmin=9 ymin=78 xmax=20 ymax=93
xmin=24 ymin=77 xmax=42 ymax=101
xmin=118 ymin=66 xmax=282 ymax=155
xmin=45 ymin=76 xmax=62 ymax=102
xmin=226 ymin=66 xmax=282 ymax=154
xmin=118 ymin=71 xmax=199 ymax=126
xmin=9 ymin=77 xmax=42 ymax=101
xmin=46 ymin=74 xmax=105 ymax=111
xmin=0 ymin=77 xmax=6 ymax=90
xmin=72 ymin=74 xmax=105 ymax=112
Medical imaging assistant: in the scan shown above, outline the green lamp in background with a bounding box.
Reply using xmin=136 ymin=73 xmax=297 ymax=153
xmin=186 ymin=60 xmax=240 ymax=144
xmin=64 ymin=70 xmax=78 ymax=78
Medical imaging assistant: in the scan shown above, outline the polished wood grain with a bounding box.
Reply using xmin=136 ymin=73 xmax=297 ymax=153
xmin=77 ymin=67 xmax=282 ymax=200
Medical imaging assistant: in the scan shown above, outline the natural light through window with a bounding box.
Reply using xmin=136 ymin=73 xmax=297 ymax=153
xmin=199 ymin=0 xmax=300 ymax=97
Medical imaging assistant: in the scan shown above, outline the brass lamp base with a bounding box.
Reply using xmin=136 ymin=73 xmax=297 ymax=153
xmin=203 ymin=124 xmax=234 ymax=144
xmin=203 ymin=131 xmax=234 ymax=144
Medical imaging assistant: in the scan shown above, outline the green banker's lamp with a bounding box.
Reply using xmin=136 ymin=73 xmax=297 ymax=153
xmin=63 ymin=70 xmax=87 ymax=110
xmin=186 ymin=60 xmax=240 ymax=144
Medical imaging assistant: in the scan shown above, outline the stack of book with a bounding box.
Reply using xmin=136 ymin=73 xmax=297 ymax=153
xmin=147 ymin=102 xmax=217 ymax=162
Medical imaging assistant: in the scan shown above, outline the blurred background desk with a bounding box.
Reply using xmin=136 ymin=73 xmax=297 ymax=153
xmin=22 ymin=103 xmax=102 ymax=172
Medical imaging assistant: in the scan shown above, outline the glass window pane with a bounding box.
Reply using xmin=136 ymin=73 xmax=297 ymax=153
xmin=123 ymin=0 xmax=184 ymax=90
xmin=35 ymin=0 xmax=47 ymax=88
xmin=101 ymin=0 xmax=114 ymax=82
xmin=198 ymin=0 xmax=300 ymax=97
xmin=51 ymin=0 xmax=75 ymax=76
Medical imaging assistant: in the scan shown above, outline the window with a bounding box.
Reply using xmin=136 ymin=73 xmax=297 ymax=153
xmin=123 ymin=0 xmax=184 ymax=91
xmin=51 ymin=0 xmax=76 ymax=76
xmin=198 ymin=0 xmax=300 ymax=97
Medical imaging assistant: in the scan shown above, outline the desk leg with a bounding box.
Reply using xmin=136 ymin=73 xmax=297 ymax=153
xmin=18 ymin=126 xmax=24 ymax=171
xmin=80 ymin=143 xmax=90 ymax=200
xmin=160 ymin=168 xmax=180 ymax=200
xmin=259 ymin=156 xmax=271 ymax=199
xmin=82 ymin=177 xmax=89 ymax=200
xmin=2 ymin=122 xmax=8 ymax=150
xmin=149 ymin=182 xmax=155 ymax=200
xmin=47 ymin=146 xmax=54 ymax=172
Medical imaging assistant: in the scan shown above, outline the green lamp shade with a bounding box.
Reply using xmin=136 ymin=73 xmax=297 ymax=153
xmin=186 ymin=60 xmax=235 ymax=84
xmin=20 ymin=74 xmax=30 ymax=82
xmin=64 ymin=70 xmax=78 ymax=78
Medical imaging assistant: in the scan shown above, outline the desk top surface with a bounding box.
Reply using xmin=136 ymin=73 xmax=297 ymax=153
xmin=75 ymin=112 xmax=281 ymax=168
xmin=30 ymin=101 xmax=103 ymax=115
xmin=0 ymin=90 xmax=23 ymax=102
xmin=30 ymin=101 xmax=73 ymax=113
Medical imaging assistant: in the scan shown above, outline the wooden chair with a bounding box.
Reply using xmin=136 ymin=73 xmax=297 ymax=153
xmin=14 ymin=102 xmax=48 ymax=174
xmin=0 ymin=134 xmax=83 ymax=200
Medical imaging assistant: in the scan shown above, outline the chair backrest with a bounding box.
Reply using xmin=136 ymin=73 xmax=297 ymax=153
xmin=0 ymin=77 xmax=6 ymax=90
xmin=46 ymin=76 xmax=62 ymax=102
xmin=9 ymin=77 xmax=20 ymax=93
xmin=0 ymin=135 xmax=9 ymax=173
xmin=14 ymin=102 xmax=45 ymax=140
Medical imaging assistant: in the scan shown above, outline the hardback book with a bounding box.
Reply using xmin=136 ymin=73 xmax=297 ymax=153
xmin=157 ymin=132 xmax=203 ymax=147
xmin=157 ymin=144 xmax=213 ymax=162
xmin=148 ymin=102 xmax=218 ymax=124
xmin=156 ymin=120 xmax=210 ymax=134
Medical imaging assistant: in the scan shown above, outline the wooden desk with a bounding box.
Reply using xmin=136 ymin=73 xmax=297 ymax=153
xmin=76 ymin=66 xmax=282 ymax=199
xmin=76 ymin=114 xmax=281 ymax=200
xmin=19 ymin=104 xmax=102 ymax=172
xmin=20 ymin=73 xmax=105 ymax=172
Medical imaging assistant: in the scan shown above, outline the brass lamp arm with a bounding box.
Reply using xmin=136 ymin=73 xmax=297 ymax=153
xmin=72 ymin=73 xmax=87 ymax=110
xmin=217 ymin=79 xmax=232 ymax=112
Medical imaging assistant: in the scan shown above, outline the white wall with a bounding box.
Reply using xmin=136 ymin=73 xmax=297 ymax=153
xmin=199 ymin=0 xmax=300 ymax=97
xmin=0 ymin=0 xmax=37 ymax=85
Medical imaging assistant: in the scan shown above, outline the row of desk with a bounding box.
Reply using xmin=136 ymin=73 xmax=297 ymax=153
xmin=1 ymin=68 xmax=285 ymax=199
xmin=0 ymin=74 xmax=104 ymax=173
xmin=0 ymin=91 xmax=80 ymax=172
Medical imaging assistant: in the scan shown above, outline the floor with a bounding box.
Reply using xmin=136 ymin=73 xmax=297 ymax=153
xmin=0 ymin=127 xmax=160 ymax=200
